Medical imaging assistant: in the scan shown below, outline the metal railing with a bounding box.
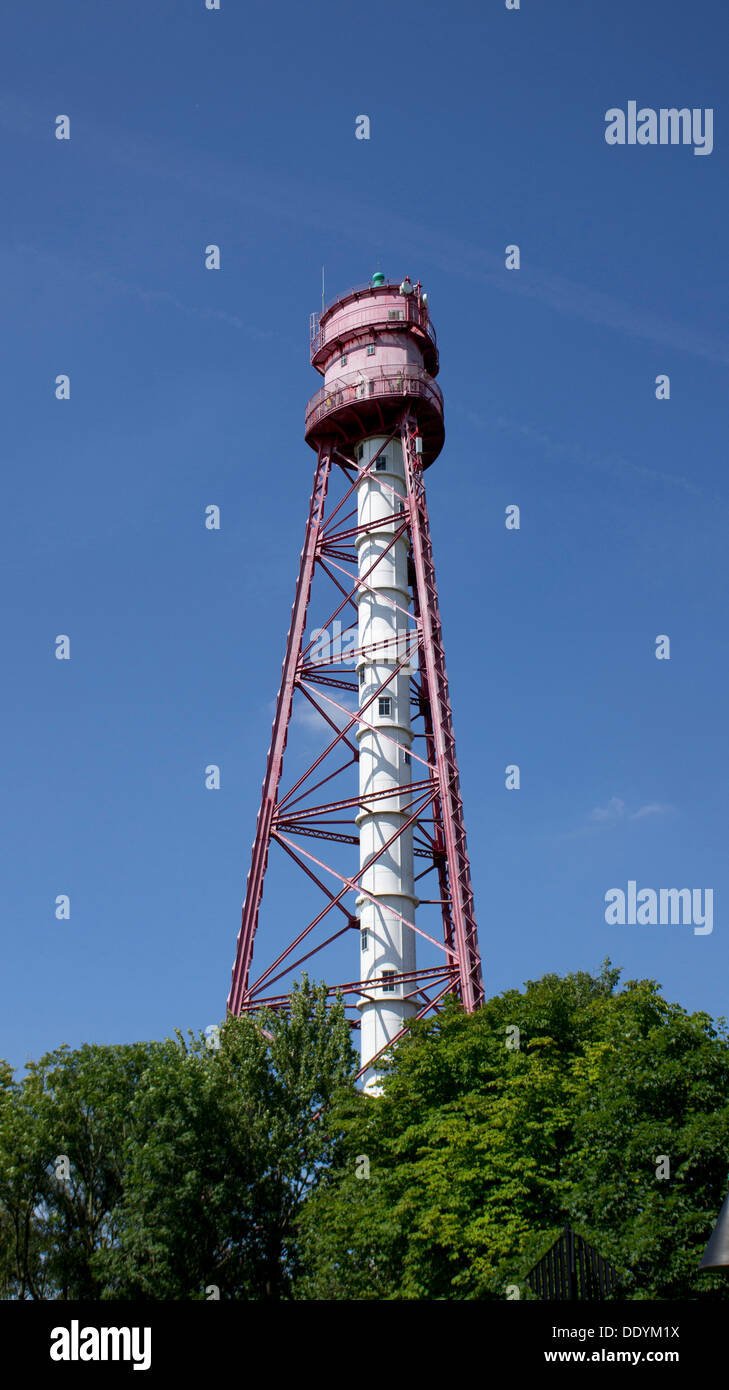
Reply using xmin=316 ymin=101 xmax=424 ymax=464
xmin=305 ymin=363 xmax=443 ymax=435
xmin=321 ymin=279 xmax=379 ymax=315
xmin=310 ymin=292 xmax=436 ymax=357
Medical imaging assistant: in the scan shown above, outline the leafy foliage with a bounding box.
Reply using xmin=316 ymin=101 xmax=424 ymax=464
xmin=295 ymin=963 xmax=729 ymax=1300
xmin=3 ymin=964 xmax=728 ymax=1300
xmin=0 ymin=979 xmax=354 ymax=1299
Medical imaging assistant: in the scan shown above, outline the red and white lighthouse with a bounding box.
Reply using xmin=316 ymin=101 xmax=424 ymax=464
xmin=227 ymin=273 xmax=484 ymax=1090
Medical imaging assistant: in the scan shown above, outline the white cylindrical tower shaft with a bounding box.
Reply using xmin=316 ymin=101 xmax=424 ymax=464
xmin=355 ymin=434 xmax=417 ymax=1093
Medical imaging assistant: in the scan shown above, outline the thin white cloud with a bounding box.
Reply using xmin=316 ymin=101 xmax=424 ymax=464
xmin=589 ymin=797 xmax=625 ymax=823
xmin=587 ymin=796 xmax=676 ymax=826
xmin=555 ymin=795 xmax=678 ymax=843
xmin=630 ymin=802 xmax=676 ymax=820
xmin=2 ymin=91 xmax=728 ymax=368
xmin=292 ymin=695 xmax=355 ymax=735
xmin=490 ymin=414 xmax=715 ymax=504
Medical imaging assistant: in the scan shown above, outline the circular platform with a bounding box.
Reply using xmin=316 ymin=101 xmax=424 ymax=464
xmin=305 ymin=363 xmax=445 ymax=469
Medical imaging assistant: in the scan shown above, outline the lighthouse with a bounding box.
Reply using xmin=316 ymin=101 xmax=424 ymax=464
xmin=228 ymin=274 xmax=483 ymax=1091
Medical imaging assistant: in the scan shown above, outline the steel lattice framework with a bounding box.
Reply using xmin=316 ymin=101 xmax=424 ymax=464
xmin=227 ymin=280 xmax=484 ymax=1081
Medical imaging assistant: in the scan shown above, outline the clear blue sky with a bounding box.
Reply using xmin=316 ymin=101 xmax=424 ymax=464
xmin=2 ymin=0 xmax=728 ymax=1071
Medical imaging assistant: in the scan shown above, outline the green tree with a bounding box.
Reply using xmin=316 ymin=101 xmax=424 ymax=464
xmin=111 ymin=978 xmax=354 ymax=1299
xmin=565 ymin=978 xmax=729 ymax=1299
xmin=295 ymin=964 xmax=729 ymax=1300
xmin=0 ymin=1042 xmax=155 ymax=1298
xmin=0 ymin=978 xmax=355 ymax=1300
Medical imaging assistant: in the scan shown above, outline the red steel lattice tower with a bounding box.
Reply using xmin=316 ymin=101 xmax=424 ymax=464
xmin=227 ymin=273 xmax=484 ymax=1089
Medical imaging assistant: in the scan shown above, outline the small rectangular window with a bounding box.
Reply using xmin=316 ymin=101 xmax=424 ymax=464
xmin=340 ymin=354 xmax=347 ymax=365
xmin=361 ymin=929 xmax=369 ymax=952
xmin=366 ymin=345 xmax=375 ymax=356
xmin=404 ymin=751 xmax=411 ymax=765
xmin=378 ymin=697 xmax=392 ymax=717
xmin=358 ymin=667 xmax=365 ymax=685
xmin=375 ymin=455 xmax=388 ymax=471
xmin=387 ymin=310 xmax=404 ymax=321
xmin=381 ymin=970 xmax=396 ymax=992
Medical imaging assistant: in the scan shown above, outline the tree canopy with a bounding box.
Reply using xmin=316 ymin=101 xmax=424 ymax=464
xmin=2 ymin=964 xmax=728 ymax=1300
xmin=0 ymin=979 xmax=354 ymax=1299
xmin=294 ymin=962 xmax=729 ymax=1300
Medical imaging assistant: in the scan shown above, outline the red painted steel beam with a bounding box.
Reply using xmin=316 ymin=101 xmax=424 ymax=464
xmin=400 ymin=417 xmax=484 ymax=1010
xmin=227 ymin=446 xmax=332 ymax=1016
